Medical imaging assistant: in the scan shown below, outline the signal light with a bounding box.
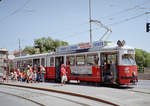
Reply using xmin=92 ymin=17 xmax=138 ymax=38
xmin=146 ymin=23 xmax=150 ymax=32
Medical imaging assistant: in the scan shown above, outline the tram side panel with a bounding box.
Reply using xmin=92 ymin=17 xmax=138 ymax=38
xmin=46 ymin=67 xmax=56 ymax=79
xmin=66 ymin=65 xmax=101 ymax=82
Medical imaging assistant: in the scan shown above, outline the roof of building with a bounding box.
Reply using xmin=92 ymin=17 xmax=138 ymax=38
xmin=0 ymin=48 xmax=8 ymax=52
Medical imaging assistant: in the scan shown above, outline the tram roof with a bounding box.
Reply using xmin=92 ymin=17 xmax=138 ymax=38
xmin=102 ymin=42 xmax=134 ymax=50
xmin=55 ymin=42 xmax=134 ymax=54
xmin=13 ymin=53 xmax=50 ymax=61
xmin=13 ymin=41 xmax=134 ymax=61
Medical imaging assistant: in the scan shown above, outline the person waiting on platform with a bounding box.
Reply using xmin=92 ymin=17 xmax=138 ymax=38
xmin=40 ymin=65 xmax=46 ymax=82
xmin=61 ymin=64 xmax=67 ymax=86
xmin=2 ymin=72 xmax=6 ymax=82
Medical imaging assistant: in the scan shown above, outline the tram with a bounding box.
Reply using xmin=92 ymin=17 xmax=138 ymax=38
xmin=13 ymin=40 xmax=138 ymax=85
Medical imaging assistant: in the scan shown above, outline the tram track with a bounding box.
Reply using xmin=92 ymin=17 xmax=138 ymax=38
xmin=106 ymin=84 xmax=150 ymax=95
xmin=0 ymin=90 xmax=44 ymax=106
xmin=0 ymin=82 xmax=119 ymax=106
xmin=0 ymin=85 xmax=90 ymax=106
xmin=127 ymin=89 xmax=150 ymax=95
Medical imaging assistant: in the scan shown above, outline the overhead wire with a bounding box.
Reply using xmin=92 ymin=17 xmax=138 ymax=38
xmin=54 ymin=0 xmax=150 ymax=42
xmin=99 ymin=0 xmax=150 ymax=20
xmin=60 ymin=26 xmax=100 ymax=40
xmin=0 ymin=0 xmax=31 ymax=23
xmin=108 ymin=12 xmax=147 ymax=26
xmin=1 ymin=0 xmax=148 ymax=43
xmin=60 ymin=29 xmax=89 ymax=40
xmin=48 ymin=21 xmax=89 ymax=37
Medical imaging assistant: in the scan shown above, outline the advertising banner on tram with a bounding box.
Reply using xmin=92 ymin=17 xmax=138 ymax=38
xmin=70 ymin=66 xmax=92 ymax=75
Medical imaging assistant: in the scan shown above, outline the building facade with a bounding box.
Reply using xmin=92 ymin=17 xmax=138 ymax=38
xmin=0 ymin=48 xmax=8 ymax=74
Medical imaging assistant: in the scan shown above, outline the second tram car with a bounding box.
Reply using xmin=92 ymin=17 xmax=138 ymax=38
xmin=13 ymin=40 xmax=138 ymax=85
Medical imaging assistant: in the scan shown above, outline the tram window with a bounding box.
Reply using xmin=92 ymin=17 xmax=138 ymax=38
xmin=76 ymin=55 xmax=85 ymax=65
xmin=107 ymin=54 xmax=117 ymax=64
xmin=33 ymin=59 xmax=40 ymax=66
xmin=41 ymin=58 xmax=45 ymax=66
xmin=24 ymin=60 xmax=32 ymax=68
xmin=17 ymin=61 xmax=21 ymax=68
xmin=122 ymin=54 xmax=136 ymax=65
xmin=66 ymin=56 xmax=75 ymax=66
xmin=50 ymin=57 xmax=54 ymax=66
xmin=87 ymin=54 xmax=98 ymax=66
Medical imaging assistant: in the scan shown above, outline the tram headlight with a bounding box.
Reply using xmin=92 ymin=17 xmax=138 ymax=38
xmin=132 ymin=71 xmax=136 ymax=76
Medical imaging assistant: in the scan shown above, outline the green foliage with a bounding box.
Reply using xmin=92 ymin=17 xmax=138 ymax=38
xmin=145 ymin=55 xmax=150 ymax=67
xmin=24 ymin=46 xmax=36 ymax=55
xmin=135 ymin=48 xmax=150 ymax=67
xmin=104 ymin=41 xmax=112 ymax=45
xmin=24 ymin=37 xmax=68 ymax=54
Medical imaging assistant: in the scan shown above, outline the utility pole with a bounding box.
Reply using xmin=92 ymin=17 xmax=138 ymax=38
xmin=89 ymin=0 xmax=92 ymax=43
xmin=19 ymin=39 xmax=21 ymax=56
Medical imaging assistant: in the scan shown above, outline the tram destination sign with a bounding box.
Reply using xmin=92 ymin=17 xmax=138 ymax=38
xmin=56 ymin=41 xmax=104 ymax=52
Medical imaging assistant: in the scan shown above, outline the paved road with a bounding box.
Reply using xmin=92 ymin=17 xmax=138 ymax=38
xmin=1 ymin=80 xmax=150 ymax=106
xmin=136 ymin=80 xmax=150 ymax=90
xmin=0 ymin=92 xmax=39 ymax=106
xmin=0 ymin=85 xmax=109 ymax=106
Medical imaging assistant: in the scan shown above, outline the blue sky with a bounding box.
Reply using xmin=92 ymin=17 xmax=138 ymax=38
xmin=0 ymin=0 xmax=150 ymax=52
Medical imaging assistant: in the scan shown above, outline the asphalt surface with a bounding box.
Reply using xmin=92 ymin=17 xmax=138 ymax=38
xmin=0 ymin=84 xmax=110 ymax=106
xmin=0 ymin=80 xmax=150 ymax=106
xmin=135 ymin=80 xmax=150 ymax=90
xmin=0 ymin=92 xmax=39 ymax=106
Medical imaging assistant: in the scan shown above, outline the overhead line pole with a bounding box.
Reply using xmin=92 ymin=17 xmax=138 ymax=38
xmin=89 ymin=0 xmax=92 ymax=43
xmin=19 ymin=39 xmax=21 ymax=57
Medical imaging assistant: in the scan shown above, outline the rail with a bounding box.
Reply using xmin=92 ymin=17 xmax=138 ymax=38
xmin=0 ymin=90 xmax=44 ymax=106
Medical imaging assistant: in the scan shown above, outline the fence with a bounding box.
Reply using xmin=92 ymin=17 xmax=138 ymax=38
xmin=137 ymin=67 xmax=145 ymax=73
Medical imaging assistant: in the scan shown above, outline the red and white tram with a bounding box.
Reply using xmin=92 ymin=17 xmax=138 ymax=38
xmin=13 ymin=40 xmax=138 ymax=85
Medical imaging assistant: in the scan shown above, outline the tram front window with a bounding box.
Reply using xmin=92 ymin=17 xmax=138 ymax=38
xmin=122 ymin=54 xmax=136 ymax=65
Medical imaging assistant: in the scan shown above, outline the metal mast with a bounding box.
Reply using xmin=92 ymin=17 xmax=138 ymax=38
xmin=89 ymin=0 xmax=92 ymax=43
xmin=19 ymin=39 xmax=21 ymax=56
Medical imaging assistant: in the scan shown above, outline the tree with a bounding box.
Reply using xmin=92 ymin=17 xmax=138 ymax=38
xmin=53 ymin=39 xmax=68 ymax=50
xmin=34 ymin=37 xmax=46 ymax=53
xmin=135 ymin=48 xmax=150 ymax=67
xmin=24 ymin=36 xmax=69 ymax=54
xmin=24 ymin=46 xmax=36 ymax=55
xmin=44 ymin=37 xmax=55 ymax=52
xmin=145 ymin=55 xmax=150 ymax=67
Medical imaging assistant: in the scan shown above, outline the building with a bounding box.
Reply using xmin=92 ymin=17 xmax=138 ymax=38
xmin=0 ymin=48 xmax=8 ymax=74
xmin=13 ymin=49 xmax=26 ymax=57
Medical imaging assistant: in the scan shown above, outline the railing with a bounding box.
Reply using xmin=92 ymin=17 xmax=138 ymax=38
xmin=138 ymin=67 xmax=145 ymax=73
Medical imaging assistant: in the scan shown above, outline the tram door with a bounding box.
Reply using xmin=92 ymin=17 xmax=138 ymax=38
xmin=55 ymin=56 xmax=64 ymax=82
xmin=101 ymin=53 xmax=118 ymax=83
